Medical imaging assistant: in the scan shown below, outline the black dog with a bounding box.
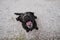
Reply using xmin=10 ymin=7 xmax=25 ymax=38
xmin=14 ymin=12 xmax=38 ymax=32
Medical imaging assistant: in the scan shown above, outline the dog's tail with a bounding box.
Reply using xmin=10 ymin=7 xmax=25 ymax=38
xmin=14 ymin=13 xmax=22 ymax=15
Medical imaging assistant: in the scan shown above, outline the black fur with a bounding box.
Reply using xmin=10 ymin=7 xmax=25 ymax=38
xmin=14 ymin=12 xmax=38 ymax=32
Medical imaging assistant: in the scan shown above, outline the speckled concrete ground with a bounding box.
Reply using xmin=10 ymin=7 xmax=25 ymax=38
xmin=0 ymin=0 xmax=60 ymax=40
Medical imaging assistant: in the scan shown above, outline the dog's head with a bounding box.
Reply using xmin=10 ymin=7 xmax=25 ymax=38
xmin=14 ymin=12 xmax=37 ymax=28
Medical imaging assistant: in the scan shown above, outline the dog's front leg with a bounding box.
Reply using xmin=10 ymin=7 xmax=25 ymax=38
xmin=33 ymin=21 xmax=38 ymax=30
xmin=22 ymin=23 xmax=30 ymax=32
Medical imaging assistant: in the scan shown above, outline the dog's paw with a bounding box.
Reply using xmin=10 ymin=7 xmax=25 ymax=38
xmin=26 ymin=30 xmax=29 ymax=32
xmin=35 ymin=27 xmax=38 ymax=30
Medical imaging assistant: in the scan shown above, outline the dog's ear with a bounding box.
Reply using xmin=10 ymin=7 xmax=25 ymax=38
xmin=14 ymin=13 xmax=23 ymax=15
xmin=26 ymin=12 xmax=37 ymax=19
xmin=30 ymin=12 xmax=37 ymax=19
xmin=16 ymin=16 xmax=23 ymax=22
xmin=14 ymin=13 xmax=23 ymax=22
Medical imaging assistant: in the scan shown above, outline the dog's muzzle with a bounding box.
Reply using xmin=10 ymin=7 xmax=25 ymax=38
xmin=26 ymin=21 xmax=33 ymax=28
xmin=23 ymin=15 xmax=33 ymax=28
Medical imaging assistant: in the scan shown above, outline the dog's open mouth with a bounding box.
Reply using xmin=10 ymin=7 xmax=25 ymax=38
xmin=26 ymin=21 xmax=33 ymax=28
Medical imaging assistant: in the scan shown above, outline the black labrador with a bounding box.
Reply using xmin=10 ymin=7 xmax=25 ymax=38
xmin=14 ymin=12 xmax=38 ymax=32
